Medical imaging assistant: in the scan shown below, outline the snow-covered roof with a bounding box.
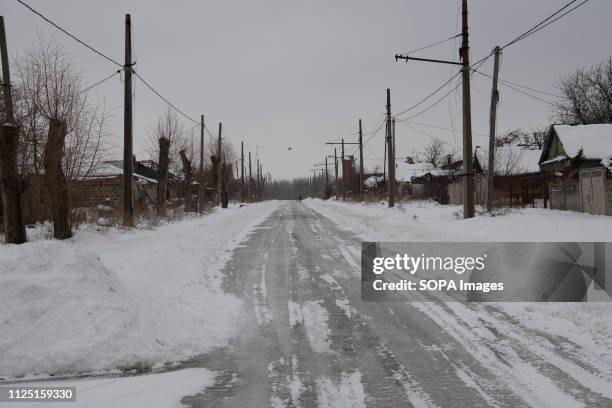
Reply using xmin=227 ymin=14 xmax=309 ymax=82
xmin=553 ymin=124 xmax=612 ymax=163
xmin=364 ymin=175 xmax=383 ymax=188
xmin=395 ymin=162 xmax=436 ymax=182
xmin=81 ymin=162 xmax=158 ymax=184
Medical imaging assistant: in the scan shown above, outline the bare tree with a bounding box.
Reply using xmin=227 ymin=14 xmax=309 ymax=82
xmin=145 ymin=108 xmax=185 ymax=175
xmin=10 ymin=39 xmax=110 ymax=234
xmin=555 ymin=56 xmax=612 ymax=125
xmin=422 ymin=138 xmax=446 ymax=167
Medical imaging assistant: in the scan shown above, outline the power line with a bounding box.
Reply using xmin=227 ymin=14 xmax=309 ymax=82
xmin=400 ymin=34 xmax=461 ymax=56
xmin=393 ymin=71 xmax=461 ymax=118
xmin=402 ymin=120 xmax=489 ymax=138
xmin=472 ymin=70 xmax=561 ymax=98
xmin=133 ymin=70 xmax=200 ymax=126
xmin=80 ymin=70 xmax=121 ymax=94
xmin=501 ymin=0 xmax=591 ymax=50
xmin=16 ymin=0 xmax=123 ymax=67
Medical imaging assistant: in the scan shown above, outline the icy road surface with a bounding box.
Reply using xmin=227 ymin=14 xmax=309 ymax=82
xmin=181 ymin=201 xmax=612 ymax=408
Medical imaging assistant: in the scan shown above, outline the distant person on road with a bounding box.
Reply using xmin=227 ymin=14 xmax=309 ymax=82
xmin=298 ymin=195 xmax=302 ymax=202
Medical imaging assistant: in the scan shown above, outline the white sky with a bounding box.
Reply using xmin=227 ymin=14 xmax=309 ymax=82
xmin=4 ymin=0 xmax=611 ymax=179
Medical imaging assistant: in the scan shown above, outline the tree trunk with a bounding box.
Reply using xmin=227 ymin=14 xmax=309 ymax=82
xmin=44 ymin=119 xmax=71 ymax=239
xmin=221 ymin=161 xmax=228 ymax=208
xmin=179 ymin=150 xmax=193 ymax=212
xmin=0 ymin=123 xmax=26 ymax=243
xmin=157 ymin=137 xmax=170 ymax=216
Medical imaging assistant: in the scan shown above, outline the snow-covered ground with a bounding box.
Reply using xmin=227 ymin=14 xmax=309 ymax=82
xmin=304 ymin=197 xmax=611 ymax=242
xmin=303 ymin=198 xmax=612 ymax=388
xmin=0 ymin=201 xmax=281 ymax=379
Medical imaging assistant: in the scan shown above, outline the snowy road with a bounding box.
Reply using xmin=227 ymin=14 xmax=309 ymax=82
xmin=181 ymin=201 xmax=612 ymax=408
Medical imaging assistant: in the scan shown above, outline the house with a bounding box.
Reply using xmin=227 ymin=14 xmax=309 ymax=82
xmin=396 ymin=162 xmax=440 ymax=196
xmin=71 ymin=161 xmax=159 ymax=211
xmin=412 ymin=147 xmax=545 ymax=207
xmin=539 ymin=124 xmax=612 ymax=215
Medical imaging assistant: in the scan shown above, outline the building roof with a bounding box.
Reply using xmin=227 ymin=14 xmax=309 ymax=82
xmin=81 ymin=162 xmax=158 ymax=184
xmin=395 ymin=162 xmax=436 ymax=182
xmin=544 ymin=124 xmax=612 ymax=169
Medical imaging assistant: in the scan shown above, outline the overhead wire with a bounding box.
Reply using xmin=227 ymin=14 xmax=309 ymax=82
xmin=16 ymin=0 xmax=123 ymax=67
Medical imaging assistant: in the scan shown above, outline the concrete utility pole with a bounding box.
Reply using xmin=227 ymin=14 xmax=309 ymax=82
xmin=487 ymin=46 xmax=501 ymax=212
xmin=386 ymin=88 xmax=395 ymax=208
xmin=359 ymin=119 xmax=364 ymax=201
xmin=199 ymin=115 xmax=205 ymax=213
xmin=122 ymin=14 xmax=134 ymax=226
xmin=241 ymin=142 xmax=245 ymax=202
xmin=0 ymin=16 xmax=26 ymax=244
xmin=217 ymin=122 xmax=222 ymax=206
xmin=460 ymin=0 xmax=475 ymax=219
xmin=259 ymin=162 xmax=263 ymax=200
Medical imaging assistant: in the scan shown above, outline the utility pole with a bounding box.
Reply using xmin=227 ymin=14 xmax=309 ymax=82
xmin=257 ymin=158 xmax=260 ymax=201
xmin=217 ymin=122 xmax=222 ymax=206
xmin=386 ymin=88 xmax=395 ymax=208
xmin=334 ymin=148 xmax=338 ymax=198
xmin=392 ymin=117 xmax=397 ymax=202
xmin=325 ymin=157 xmax=329 ymax=198
xmin=199 ymin=115 xmax=205 ymax=213
xmin=359 ymin=119 xmax=364 ymax=201
xmin=0 ymin=16 xmax=26 ymax=243
xmin=341 ymin=138 xmax=345 ymax=200
xmin=460 ymin=0 xmax=475 ymax=218
xmin=122 ymin=14 xmax=134 ymax=227
xmin=487 ymin=46 xmax=501 ymax=212
xmin=394 ymin=0 xmax=474 ymax=218
xmin=241 ymin=142 xmax=245 ymax=202
xmin=259 ymin=162 xmax=263 ymax=201
xmin=248 ymin=151 xmax=252 ymax=201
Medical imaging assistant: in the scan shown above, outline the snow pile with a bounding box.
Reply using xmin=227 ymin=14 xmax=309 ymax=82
xmin=304 ymin=198 xmax=612 ymax=242
xmin=0 ymin=201 xmax=281 ymax=379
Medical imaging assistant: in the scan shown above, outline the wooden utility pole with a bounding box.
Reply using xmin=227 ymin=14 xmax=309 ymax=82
xmin=334 ymin=148 xmax=338 ymax=198
xmin=241 ymin=142 xmax=245 ymax=202
xmin=359 ymin=119 xmax=364 ymax=201
xmin=259 ymin=162 xmax=263 ymax=201
xmin=386 ymin=88 xmax=395 ymax=208
xmin=325 ymin=157 xmax=329 ymax=198
xmin=0 ymin=16 xmax=26 ymax=243
xmin=248 ymin=151 xmax=252 ymax=200
xmin=341 ymin=139 xmax=345 ymax=200
xmin=461 ymin=0 xmax=475 ymax=218
xmin=122 ymin=14 xmax=134 ymax=226
xmin=487 ymin=46 xmax=501 ymax=212
xmin=217 ymin=122 xmax=222 ymax=206
xmin=257 ymin=158 xmax=260 ymax=201
xmin=199 ymin=115 xmax=205 ymax=213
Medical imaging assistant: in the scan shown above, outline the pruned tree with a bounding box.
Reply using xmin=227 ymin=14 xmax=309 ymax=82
xmin=157 ymin=137 xmax=170 ymax=216
xmin=145 ymin=108 xmax=185 ymax=176
xmin=555 ymin=56 xmax=612 ymax=125
xmin=179 ymin=149 xmax=194 ymax=212
xmin=44 ymin=119 xmax=71 ymax=239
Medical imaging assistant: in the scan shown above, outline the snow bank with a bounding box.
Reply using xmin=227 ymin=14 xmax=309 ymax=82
xmin=304 ymin=198 xmax=612 ymax=242
xmin=0 ymin=202 xmax=281 ymax=379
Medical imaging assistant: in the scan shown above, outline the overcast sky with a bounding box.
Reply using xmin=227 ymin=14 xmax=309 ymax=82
xmin=4 ymin=0 xmax=611 ymax=179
